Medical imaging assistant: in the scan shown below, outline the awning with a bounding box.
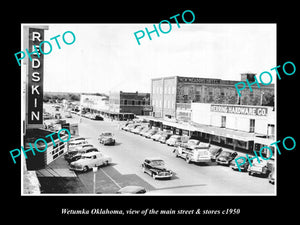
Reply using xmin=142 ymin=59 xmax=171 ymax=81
xmin=191 ymin=122 xmax=256 ymax=141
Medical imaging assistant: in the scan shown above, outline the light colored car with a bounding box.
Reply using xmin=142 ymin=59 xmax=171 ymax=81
xmin=158 ymin=133 xmax=172 ymax=143
xmin=144 ymin=129 xmax=158 ymax=138
xmin=180 ymin=139 xmax=200 ymax=148
xmin=68 ymin=139 xmax=89 ymax=150
xmin=248 ymin=158 xmax=272 ymax=177
xmin=150 ymin=131 xmax=164 ymax=141
xmin=173 ymin=145 xmax=211 ymax=163
xmin=69 ymin=152 xmax=112 ymax=172
xmin=98 ymin=132 xmax=116 ymax=145
xmin=166 ymin=135 xmax=182 ymax=146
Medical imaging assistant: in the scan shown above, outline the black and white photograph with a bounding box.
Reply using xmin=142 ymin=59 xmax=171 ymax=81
xmin=20 ymin=23 xmax=277 ymax=196
xmin=4 ymin=3 xmax=298 ymax=221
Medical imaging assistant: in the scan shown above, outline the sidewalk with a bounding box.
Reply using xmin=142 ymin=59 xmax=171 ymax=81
xmin=36 ymin=155 xmax=88 ymax=194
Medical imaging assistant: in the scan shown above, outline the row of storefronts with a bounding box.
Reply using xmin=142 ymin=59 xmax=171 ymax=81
xmin=140 ymin=102 xmax=275 ymax=158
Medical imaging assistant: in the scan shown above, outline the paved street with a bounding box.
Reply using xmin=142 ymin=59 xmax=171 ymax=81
xmin=74 ymin=114 xmax=275 ymax=195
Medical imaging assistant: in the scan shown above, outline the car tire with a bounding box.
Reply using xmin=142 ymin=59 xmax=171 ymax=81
xmin=248 ymin=171 xmax=252 ymax=176
xmin=186 ymin=156 xmax=191 ymax=164
xmin=83 ymin=166 xmax=89 ymax=172
xmin=152 ymin=172 xmax=156 ymax=179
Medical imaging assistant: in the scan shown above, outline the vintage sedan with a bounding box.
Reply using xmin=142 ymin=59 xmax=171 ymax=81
xmin=216 ymin=150 xmax=238 ymax=166
xmin=158 ymin=133 xmax=172 ymax=143
xmin=69 ymin=152 xmax=112 ymax=172
xmin=98 ymin=132 xmax=116 ymax=145
xmin=144 ymin=129 xmax=158 ymax=138
xmin=141 ymin=158 xmax=173 ymax=179
xmin=248 ymin=158 xmax=273 ymax=177
xmin=166 ymin=135 xmax=182 ymax=146
xmin=230 ymin=156 xmax=250 ymax=171
xmin=209 ymin=146 xmax=223 ymax=161
xmin=64 ymin=147 xmax=99 ymax=163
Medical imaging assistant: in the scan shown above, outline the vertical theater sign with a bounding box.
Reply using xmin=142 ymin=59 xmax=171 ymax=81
xmin=24 ymin=26 xmax=48 ymax=129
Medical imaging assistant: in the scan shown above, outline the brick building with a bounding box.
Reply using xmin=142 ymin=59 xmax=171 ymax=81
xmin=151 ymin=74 xmax=274 ymax=121
xmin=109 ymin=91 xmax=151 ymax=116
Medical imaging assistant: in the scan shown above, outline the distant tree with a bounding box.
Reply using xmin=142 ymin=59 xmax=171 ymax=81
xmin=262 ymin=93 xmax=274 ymax=106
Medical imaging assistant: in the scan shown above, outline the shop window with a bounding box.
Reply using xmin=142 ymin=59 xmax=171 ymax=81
xmin=221 ymin=116 xmax=226 ymax=128
xmin=250 ymin=119 xmax=255 ymax=133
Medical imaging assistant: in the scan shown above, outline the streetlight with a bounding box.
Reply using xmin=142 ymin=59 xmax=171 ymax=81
xmin=92 ymin=166 xmax=97 ymax=194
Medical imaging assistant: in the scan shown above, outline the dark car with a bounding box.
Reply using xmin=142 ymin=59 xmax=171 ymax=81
xmin=116 ymin=186 xmax=146 ymax=194
xmin=209 ymin=146 xmax=223 ymax=161
xmin=216 ymin=151 xmax=238 ymax=166
xmin=230 ymin=156 xmax=250 ymax=171
xmin=64 ymin=147 xmax=99 ymax=163
xmin=94 ymin=114 xmax=104 ymax=120
xmin=141 ymin=158 xmax=173 ymax=179
xmin=98 ymin=132 xmax=116 ymax=145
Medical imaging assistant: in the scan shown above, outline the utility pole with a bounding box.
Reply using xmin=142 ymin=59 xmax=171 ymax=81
xmin=92 ymin=167 xmax=97 ymax=194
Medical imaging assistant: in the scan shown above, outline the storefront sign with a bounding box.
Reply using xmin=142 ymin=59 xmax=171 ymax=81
xmin=210 ymin=104 xmax=268 ymax=116
xmin=27 ymin=28 xmax=45 ymax=125
xmin=178 ymin=77 xmax=221 ymax=84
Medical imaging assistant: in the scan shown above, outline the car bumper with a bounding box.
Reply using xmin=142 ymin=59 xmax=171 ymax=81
xmin=155 ymin=173 xmax=173 ymax=179
xmin=217 ymin=160 xmax=229 ymax=165
xmin=195 ymin=158 xmax=211 ymax=163
xmin=69 ymin=166 xmax=84 ymax=171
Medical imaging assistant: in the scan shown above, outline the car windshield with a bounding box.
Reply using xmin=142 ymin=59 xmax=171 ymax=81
xmin=101 ymin=132 xmax=112 ymax=136
xmin=68 ymin=151 xmax=78 ymax=155
xmin=210 ymin=147 xmax=220 ymax=153
xmin=150 ymin=160 xmax=164 ymax=167
xmin=81 ymin=156 xmax=92 ymax=159
xmin=188 ymin=140 xmax=199 ymax=145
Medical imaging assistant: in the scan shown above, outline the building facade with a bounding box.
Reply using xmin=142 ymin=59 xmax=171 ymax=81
xmin=191 ymin=102 xmax=275 ymax=157
xmin=151 ymin=74 xmax=274 ymax=120
xmin=109 ymin=91 xmax=151 ymax=116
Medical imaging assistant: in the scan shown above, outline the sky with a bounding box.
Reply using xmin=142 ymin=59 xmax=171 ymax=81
xmin=27 ymin=23 xmax=276 ymax=94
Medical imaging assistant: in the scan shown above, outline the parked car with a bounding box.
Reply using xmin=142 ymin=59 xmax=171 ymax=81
xmin=139 ymin=127 xmax=151 ymax=136
xmin=70 ymin=137 xmax=86 ymax=142
xmin=166 ymin=135 xmax=182 ymax=146
xmin=124 ymin=124 xmax=140 ymax=132
xmin=230 ymin=156 xmax=250 ymax=171
xmin=150 ymin=131 xmax=164 ymax=141
xmin=69 ymin=152 xmax=112 ymax=172
xmin=268 ymin=164 xmax=275 ymax=184
xmin=144 ymin=129 xmax=158 ymax=138
xmin=158 ymin=133 xmax=172 ymax=143
xmin=98 ymin=132 xmax=116 ymax=145
xmin=72 ymin=144 xmax=94 ymax=151
xmin=94 ymin=114 xmax=104 ymax=120
xmin=209 ymin=146 xmax=223 ymax=161
xmin=216 ymin=150 xmax=238 ymax=166
xmin=68 ymin=139 xmax=89 ymax=150
xmin=116 ymin=186 xmax=146 ymax=194
xmin=180 ymin=139 xmax=200 ymax=148
xmin=173 ymin=145 xmax=211 ymax=164
xmin=248 ymin=158 xmax=272 ymax=177
xmin=121 ymin=122 xmax=133 ymax=131
xmin=64 ymin=147 xmax=99 ymax=163
xmin=141 ymin=158 xmax=173 ymax=179
xmin=131 ymin=125 xmax=146 ymax=134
